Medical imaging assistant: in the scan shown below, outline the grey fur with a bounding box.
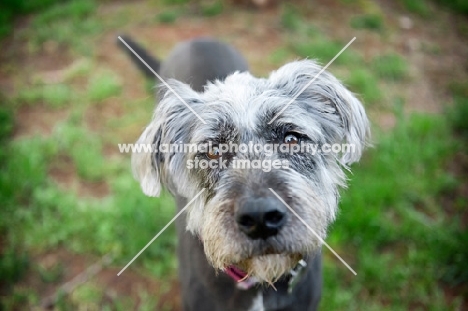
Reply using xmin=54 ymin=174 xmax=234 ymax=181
xmin=125 ymin=36 xmax=370 ymax=311
xmin=161 ymin=38 xmax=249 ymax=92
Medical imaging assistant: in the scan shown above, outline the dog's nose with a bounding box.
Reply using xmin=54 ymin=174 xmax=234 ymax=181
xmin=236 ymin=197 xmax=287 ymax=240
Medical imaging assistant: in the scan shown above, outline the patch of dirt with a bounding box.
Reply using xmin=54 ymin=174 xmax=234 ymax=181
xmin=95 ymin=31 xmax=149 ymax=101
xmin=28 ymin=42 xmax=74 ymax=73
xmin=96 ymin=268 xmax=181 ymax=311
xmin=0 ymin=26 xmax=73 ymax=97
xmin=49 ymin=154 xmax=110 ymax=198
xmin=15 ymin=248 xmax=181 ymax=310
xmin=306 ymin=0 xmax=468 ymax=123
xmin=444 ymin=285 xmax=468 ymax=311
xmin=369 ymin=110 xmax=397 ymax=130
xmin=13 ymin=105 xmax=70 ymax=138
xmin=84 ymin=97 xmax=126 ymax=133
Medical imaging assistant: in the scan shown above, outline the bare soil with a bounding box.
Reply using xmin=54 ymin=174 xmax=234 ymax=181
xmin=16 ymin=249 xmax=180 ymax=310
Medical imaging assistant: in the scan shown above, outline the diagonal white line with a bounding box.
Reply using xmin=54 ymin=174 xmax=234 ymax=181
xmin=117 ymin=188 xmax=206 ymax=276
xmin=268 ymin=188 xmax=357 ymax=276
xmin=117 ymin=36 xmax=206 ymax=124
xmin=268 ymin=37 xmax=356 ymax=124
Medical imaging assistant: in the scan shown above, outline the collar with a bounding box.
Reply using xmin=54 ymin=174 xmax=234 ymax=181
xmin=224 ymin=259 xmax=308 ymax=293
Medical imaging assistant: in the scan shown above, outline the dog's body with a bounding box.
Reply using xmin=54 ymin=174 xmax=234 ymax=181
xmin=119 ymin=36 xmax=369 ymax=311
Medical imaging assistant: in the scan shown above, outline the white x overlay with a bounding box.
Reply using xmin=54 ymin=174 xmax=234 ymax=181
xmin=117 ymin=36 xmax=206 ymax=124
xmin=268 ymin=37 xmax=356 ymax=124
xmin=269 ymin=188 xmax=357 ymax=275
xmin=117 ymin=188 xmax=206 ymax=276
xmin=117 ymin=35 xmax=357 ymax=277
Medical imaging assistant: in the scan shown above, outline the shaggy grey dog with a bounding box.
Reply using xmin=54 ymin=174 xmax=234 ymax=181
xmin=118 ymin=36 xmax=369 ymax=311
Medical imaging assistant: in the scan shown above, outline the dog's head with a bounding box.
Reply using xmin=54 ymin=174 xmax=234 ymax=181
xmin=132 ymin=60 xmax=369 ymax=283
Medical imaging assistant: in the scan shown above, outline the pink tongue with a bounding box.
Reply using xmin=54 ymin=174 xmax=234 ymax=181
xmin=225 ymin=265 xmax=247 ymax=282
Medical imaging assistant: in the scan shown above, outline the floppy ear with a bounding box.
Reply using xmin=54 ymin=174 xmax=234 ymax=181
xmin=131 ymin=80 xmax=203 ymax=197
xmin=268 ymin=60 xmax=370 ymax=165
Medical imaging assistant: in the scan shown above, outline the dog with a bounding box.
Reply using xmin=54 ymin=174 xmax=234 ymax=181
xmin=118 ymin=35 xmax=369 ymax=311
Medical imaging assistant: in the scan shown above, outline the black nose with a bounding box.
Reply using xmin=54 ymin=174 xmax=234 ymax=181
xmin=236 ymin=197 xmax=287 ymax=240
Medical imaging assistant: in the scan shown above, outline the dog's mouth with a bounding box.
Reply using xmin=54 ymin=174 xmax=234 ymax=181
xmin=198 ymin=234 xmax=306 ymax=284
xmin=224 ymin=253 xmax=303 ymax=285
xmin=225 ymin=265 xmax=249 ymax=282
xmin=225 ymin=256 xmax=308 ymax=290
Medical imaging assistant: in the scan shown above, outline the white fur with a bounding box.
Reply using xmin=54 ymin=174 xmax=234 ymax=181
xmin=248 ymin=292 xmax=264 ymax=311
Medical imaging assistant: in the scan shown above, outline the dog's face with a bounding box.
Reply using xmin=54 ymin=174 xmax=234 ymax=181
xmin=132 ymin=60 xmax=369 ymax=283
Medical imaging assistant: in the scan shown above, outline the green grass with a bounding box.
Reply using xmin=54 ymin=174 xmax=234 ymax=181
xmin=1 ymin=116 xmax=175 ymax=267
xmin=5 ymin=115 xmax=175 ymax=252
xmin=346 ymin=69 xmax=382 ymax=105
xmin=322 ymin=109 xmax=464 ymax=310
xmin=162 ymin=0 xmax=189 ymax=4
xmin=0 ymin=101 xmax=14 ymax=142
xmin=372 ymin=53 xmax=409 ymax=81
xmin=449 ymin=80 xmax=468 ymax=98
xmin=62 ymin=58 xmax=93 ymax=81
xmin=157 ymin=10 xmax=178 ymax=24
xmin=33 ymin=0 xmax=96 ymax=25
xmin=201 ymin=1 xmax=223 ymax=17
xmin=0 ymin=101 xmax=30 ymax=298
xmin=292 ymin=40 xmax=362 ymax=66
xmin=37 ymin=260 xmax=64 ymax=283
xmin=448 ymin=80 xmax=468 ymax=136
xmin=27 ymin=0 xmax=101 ymax=54
xmin=0 ymin=59 xmax=174 ymax=310
xmin=16 ymin=84 xmax=73 ymax=108
xmin=58 ymin=282 xmax=166 ymax=310
xmin=87 ymin=71 xmax=122 ymax=102
xmin=0 ymin=9 xmax=13 ymax=38
xmin=0 ymin=118 xmax=177 ymax=274
xmin=281 ymin=3 xmax=302 ymax=31
xmin=268 ymin=48 xmax=293 ymax=65
xmin=435 ymin=0 xmax=468 ymax=14
xmin=0 ymin=247 xmax=29 ymax=289
xmin=0 ymin=0 xmax=80 ymax=39
xmin=401 ymin=0 xmax=431 ymax=17
xmin=350 ymin=14 xmax=384 ymax=31
xmin=42 ymin=85 xmax=73 ymax=108
xmin=449 ymin=96 xmax=468 ymax=136
xmin=283 ymin=6 xmax=363 ymax=67
xmin=54 ymin=123 xmax=107 ymax=181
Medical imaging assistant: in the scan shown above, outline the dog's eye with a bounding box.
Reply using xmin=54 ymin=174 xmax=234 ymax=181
xmin=207 ymin=146 xmax=222 ymax=159
xmin=284 ymin=133 xmax=299 ymax=145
